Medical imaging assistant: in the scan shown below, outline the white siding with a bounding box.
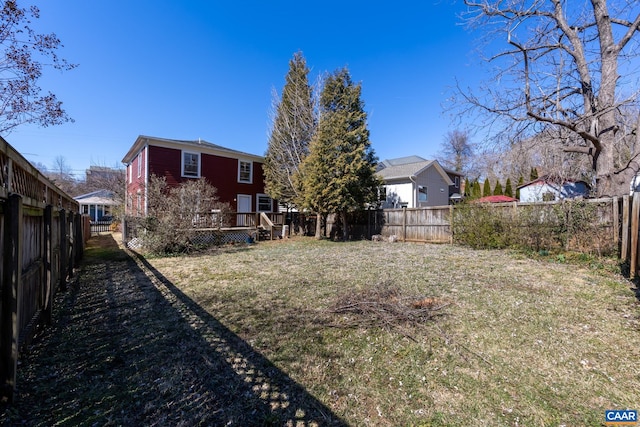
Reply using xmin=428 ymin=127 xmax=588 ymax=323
xmin=382 ymin=182 xmax=413 ymax=208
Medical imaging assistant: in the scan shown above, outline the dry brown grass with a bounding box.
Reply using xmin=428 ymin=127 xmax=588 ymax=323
xmin=2 ymin=235 xmax=638 ymax=426
xmin=147 ymin=237 xmax=640 ymax=426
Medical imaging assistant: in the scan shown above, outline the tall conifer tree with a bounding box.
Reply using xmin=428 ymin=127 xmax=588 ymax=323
xmin=264 ymin=51 xmax=315 ymax=209
xmin=516 ymin=176 xmax=524 ymax=199
xmin=483 ymin=179 xmax=492 ymax=197
xmin=530 ymin=167 xmax=539 ymax=181
xmin=300 ymin=67 xmax=381 ymax=239
xmin=493 ymin=180 xmax=503 ymax=196
xmin=504 ymin=178 xmax=513 ymax=198
xmin=472 ymin=180 xmax=482 ymax=199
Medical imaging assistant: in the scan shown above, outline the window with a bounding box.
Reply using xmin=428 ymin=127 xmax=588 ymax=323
xmin=128 ymin=164 xmax=132 ymax=183
xmin=137 ymin=152 xmax=142 ymax=177
xmin=182 ymin=151 xmax=200 ymax=178
xmin=82 ymin=205 xmax=89 ymax=215
xmin=378 ymin=186 xmax=387 ymax=202
xmin=238 ymin=160 xmax=252 ymax=183
xmin=418 ymin=185 xmax=428 ymax=202
xmin=257 ymin=194 xmax=272 ymax=212
xmin=454 ymin=176 xmax=460 ymax=188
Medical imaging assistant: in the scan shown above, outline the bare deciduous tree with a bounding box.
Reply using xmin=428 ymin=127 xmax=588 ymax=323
xmin=457 ymin=0 xmax=640 ymax=196
xmin=436 ymin=129 xmax=477 ymax=177
xmin=0 ymin=1 xmax=76 ymax=133
xmin=47 ymin=155 xmax=76 ymax=194
xmin=144 ymin=175 xmax=232 ymax=254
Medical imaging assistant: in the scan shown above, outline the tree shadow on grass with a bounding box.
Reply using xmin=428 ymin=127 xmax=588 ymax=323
xmin=1 ymin=234 xmax=347 ymax=426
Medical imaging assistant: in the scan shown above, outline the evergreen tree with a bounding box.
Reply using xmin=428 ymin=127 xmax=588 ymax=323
xmin=300 ymin=67 xmax=381 ymax=239
xmin=264 ymin=51 xmax=315 ymax=209
xmin=493 ymin=180 xmax=503 ymax=196
xmin=483 ymin=179 xmax=492 ymax=197
xmin=504 ymin=178 xmax=513 ymax=198
xmin=530 ymin=167 xmax=539 ymax=181
xmin=472 ymin=180 xmax=482 ymax=199
xmin=464 ymin=177 xmax=471 ymax=198
xmin=516 ymin=176 xmax=524 ymax=199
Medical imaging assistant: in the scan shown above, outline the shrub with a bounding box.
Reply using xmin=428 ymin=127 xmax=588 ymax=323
xmin=141 ymin=175 xmax=233 ymax=255
xmin=452 ymin=200 xmax=616 ymax=256
xmin=452 ymin=203 xmax=512 ymax=249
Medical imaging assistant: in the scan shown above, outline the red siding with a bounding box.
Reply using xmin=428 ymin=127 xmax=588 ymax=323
xmin=144 ymin=145 xmax=269 ymax=211
xmin=148 ymin=146 xmax=182 ymax=187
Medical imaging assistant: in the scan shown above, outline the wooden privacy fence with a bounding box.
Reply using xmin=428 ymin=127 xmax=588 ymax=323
xmin=374 ymin=197 xmax=640 ymax=277
xmin=378 ymin=206 xmax=452 ymax=243
xmin=0 ymin=137 xmax=84 ymax=403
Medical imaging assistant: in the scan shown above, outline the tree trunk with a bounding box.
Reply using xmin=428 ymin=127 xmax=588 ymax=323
xmin=314 ymin=213 xmax=322 ymax=239
xmin=341 ymin=211 xmax=348 ymax=241
xmin=596 ymin=114 xmax=640 ymax=197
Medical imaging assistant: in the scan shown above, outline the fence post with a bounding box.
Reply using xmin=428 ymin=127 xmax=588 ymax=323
xmin=68 ymin=214 xmax=75 ymax=279
xmin=402 ymin=206 xmax=407 ymax=242
xmin=630 ymin=193 xmax=640 ymax=277
xmin=122 ymin=216 xmax=128 ymax=244
xmin=612 ymin=196 xmax=619 ymax=248
xmin=74 ymin=213 xmax=83 ymax=264
xmin=449 ymin=205 xmax=454 ymax=244
xmin=59 ymin=209 xmax=68 ymax=292
xmin=1 ymin=194 xmax=23 ymax=403
xmin=622 ymin=195 xmax=630 ymax=261
xmin=43 ymin=205 xmax=53 ymax=325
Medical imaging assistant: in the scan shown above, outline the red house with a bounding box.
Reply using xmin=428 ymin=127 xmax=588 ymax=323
xmin=121 ymin=135 xmax=274 ymax=217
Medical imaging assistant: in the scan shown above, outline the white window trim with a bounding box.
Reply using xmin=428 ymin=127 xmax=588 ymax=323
xmin=454 ymin=176 xmax=460 ymax=188
xmin=238 ymin=160 xmax=253 ymax=183
xmin=256 ymin=193 xmax=272 ymax=212
xmin=137 ymin=152 xmax=142 ymax=178
xmin=182 ymin=150 xmax=201 ymax=178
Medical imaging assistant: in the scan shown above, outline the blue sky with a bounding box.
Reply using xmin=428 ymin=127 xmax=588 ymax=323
xmin=7 ymin=0 xmax=481 ymax=178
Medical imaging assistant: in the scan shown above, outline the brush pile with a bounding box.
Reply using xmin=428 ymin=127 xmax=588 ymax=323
xmin=327 ymin=281 xmax=449 ymax=332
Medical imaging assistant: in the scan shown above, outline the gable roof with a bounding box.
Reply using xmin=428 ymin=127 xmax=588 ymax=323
xmin=377 ymin=157 xmax=454 ymax=185
xmin=378 ymin=155 xmax=428 ymax=168
xmin=472 ymin=195 xmax=518 ymax=203
xmin=74 ymin=189 xmax=119 ymax=205
xmin=121 ymin=135 xmax=264 ymax=164
xmin=517 ymin=174 xmax=590 ymax=190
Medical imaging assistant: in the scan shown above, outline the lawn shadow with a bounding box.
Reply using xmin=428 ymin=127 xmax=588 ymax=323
xmin=2 ymin=234 xmax=347 ymax=426
xmin=619 ymin=260 xmax=640 ymax=302
xmin=127 ymin=249 xmax=348 ymax=426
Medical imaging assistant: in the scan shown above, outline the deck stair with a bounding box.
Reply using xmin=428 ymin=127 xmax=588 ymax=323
xmin=258 ymin=212 xmax=283 ymax=240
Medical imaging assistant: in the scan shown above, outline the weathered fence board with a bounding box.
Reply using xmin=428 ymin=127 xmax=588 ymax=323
xmin=378 ymin=207 xmax=451 ymax=243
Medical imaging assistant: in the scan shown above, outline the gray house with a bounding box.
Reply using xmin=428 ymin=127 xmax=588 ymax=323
xmin=377 ymin=156 xmax=462 ymax=208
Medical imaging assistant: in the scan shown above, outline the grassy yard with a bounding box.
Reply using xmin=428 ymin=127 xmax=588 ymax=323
xmin=145 ymin=238 xmax=640 ymax=426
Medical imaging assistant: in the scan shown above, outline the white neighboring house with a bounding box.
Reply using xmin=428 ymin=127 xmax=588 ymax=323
xmin=518 ymin=176 xmax=590 ymax=202
xmin=75 ymin=189 xmax=119 ymax=221
xmin=377 ymin=156 xmax=459 ymax=208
